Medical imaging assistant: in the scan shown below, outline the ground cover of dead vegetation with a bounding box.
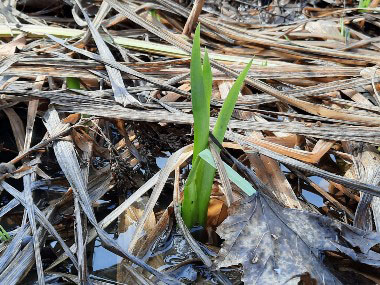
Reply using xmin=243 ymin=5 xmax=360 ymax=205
xmin=1 ymin=0 xmax=380 ymax=284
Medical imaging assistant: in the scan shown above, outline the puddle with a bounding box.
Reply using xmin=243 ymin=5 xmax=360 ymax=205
xmin=280 ymin=164 xmax=291 ymax=173
xmin=329 ymin=154 xmax=337 ymax=163
xmin=156 ymin=231 xmax=199 ymax=270
xmin=306 ymin=176 xmax=328 ymax=207
xmin=90 ymin=223 xmax=234 ymax=284
xmin=302 ymin=189 xmax=324 ymax=207
xmin=281 ymin=164 xmax=326 ymax=207
xmin=156 ymin=151 xmax=171 ymax=169
xmin=92 ymin=237 xmax=117 ymax=272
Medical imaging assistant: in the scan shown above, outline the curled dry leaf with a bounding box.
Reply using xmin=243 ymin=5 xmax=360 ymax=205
xmin=215 ymin=193 xmax=380 ymax=284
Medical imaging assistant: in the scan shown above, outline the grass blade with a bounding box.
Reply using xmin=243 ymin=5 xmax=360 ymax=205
xmin=73 ymin=0 xmax=139 ymax=106
xmin=183 ymin=24 xmax=214 ymax=227
xmin=197 ymin=60 xmax=253 ymax=225
xmin=203 ymin=48 xmax=212 ymax=107
xmin=66 ymin=77 xmax=80 ymax=89
xmin=23 ymin=175 xmax=45 ymax=285
xmin=190 ymin=24 xmax=209 ymax=163
xmin=213 ymin=60 xmax=253 ymax=143
xmin=182 ymin=157 xmax=201 ymax=227
xmin=195 ymin=160 xmax=215 ymax=226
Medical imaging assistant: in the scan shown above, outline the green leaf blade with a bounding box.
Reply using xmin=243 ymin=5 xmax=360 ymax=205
xmin=191 ymin=24 xmax=209 ymax=164
xmin=182 ymin=179 xmax=198 ymax=227
xmin=182 ymin=157 xmax=201 ymax=227
xmin=203 ymin=48 xmax=212 ymax=107
xmin=195 ymin=160 xmax=216 ymax=226
xmin=213 ymin=60 xmax=253 ymax=143
xmin=66 ymin=77 xmax=81 ymax=89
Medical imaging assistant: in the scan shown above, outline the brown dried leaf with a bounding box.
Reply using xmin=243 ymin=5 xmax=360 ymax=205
xmin=62 ymin=113 xmax=81 ymax=124
xmin=216 ymin=193 xmax=380 ymax=284
xmin=0 ymin=35 xmax=25 ymax=57
xmin=3 ymin=108 xmax=25 ymax=152
xmin=305 ymin=20 xmax=343 ymax=42
xmin=207 ymin=197 xmax=228 ymax=228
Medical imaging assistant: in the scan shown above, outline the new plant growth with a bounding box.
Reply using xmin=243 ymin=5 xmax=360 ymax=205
xmin=66 ymin=77 xmax=81 ymax=89
xmin=182 ymin=24 xmax=252 ymax=228
xmin=0 ymin=225 xmax=10 ymax=242
xmin=358 ymin=0 xmax=371 ymax=11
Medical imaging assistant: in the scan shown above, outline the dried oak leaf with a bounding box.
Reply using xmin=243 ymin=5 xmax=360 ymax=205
xmin=215 ymin=193 xmax=380 ymax=284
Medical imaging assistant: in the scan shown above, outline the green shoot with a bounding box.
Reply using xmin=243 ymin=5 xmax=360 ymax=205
xmin=345 ymin=29 xmax=351 ymax=44
xmin=195 ymin=59 xmax=252 ymax=226
xmin=340 ymin=17 xmax=345 ymax=37
xmin=66 ymin=77 xmax=81 ymax=89
xmin=358 ymin=0 xmax=371 ymax=11
xmin=150 ymin=9 xmax=160 ymax=21
xmin=182 ymin=24 xmax=210 ymax=227
xmin=182 ymin=156 xmax=201 ymax=227
xmin=182 ymin=23 xmax=252 ymax=228
xmin=0 ymin=225 xmax=10 ymax=242
xmin=213 ymin=60 xmax=252 ymax=143
xmin=190 ymin=25 xmax=210 ymax=165
xmin=340 ymin=17 xmax=350 ymax=44
xmin=66 ymin=77 xmax=93 ymax=121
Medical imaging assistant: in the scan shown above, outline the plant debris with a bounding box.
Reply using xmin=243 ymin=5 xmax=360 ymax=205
xmin=216 ymin=193 xmax=380 ymax=284
xmin=0 ymin=0 xmax=380 ymax=284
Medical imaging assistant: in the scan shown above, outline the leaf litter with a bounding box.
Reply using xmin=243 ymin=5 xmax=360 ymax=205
xmin=216 ymin=193 xmax=380 ymax=284
xmin=0 ymin=0 xmax=380 ymax=284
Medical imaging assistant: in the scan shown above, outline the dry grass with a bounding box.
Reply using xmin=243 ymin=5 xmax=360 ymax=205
xmin=0 ymin=0 xmax=380 ymax=284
